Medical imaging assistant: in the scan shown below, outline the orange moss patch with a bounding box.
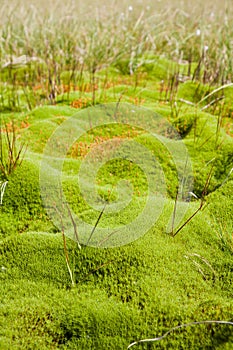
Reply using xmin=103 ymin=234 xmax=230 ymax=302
xmin=129 ymin=96 xmax=145 ymax=106
xmin=1 ymin=118 xmax=30 ymax=133
xmin=71 ymin=97 xmax=92 ymax=108
xmin=69 ymin=127 xmax=141 ymax=159
xmin=223 ymin=120 xmax=233 ymax=137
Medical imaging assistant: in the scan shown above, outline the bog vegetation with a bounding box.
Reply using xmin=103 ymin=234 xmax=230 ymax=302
xmin=0 ymin=0 xmax=233 ymax=349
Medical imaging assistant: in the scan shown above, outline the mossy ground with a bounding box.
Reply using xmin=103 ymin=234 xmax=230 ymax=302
xmin=0 ymin=8 xmax=233 ymax=349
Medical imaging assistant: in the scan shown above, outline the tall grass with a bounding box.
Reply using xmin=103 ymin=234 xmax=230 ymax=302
xmin=1 ymin=0 xmax=233 ymax=110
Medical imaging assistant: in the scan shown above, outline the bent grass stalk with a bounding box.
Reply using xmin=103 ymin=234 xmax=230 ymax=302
xmin=0 ymin=180 xmax=8 ymax=205
xmin=197 ymin=83 xmax=233 ymax=107
xmin=127 ymin=321 xmax=233 ymax=349
xmin=184 ymin=253 xmax=216 ymax=280
xmin=178 ymin=84 xmax=233 ymax=150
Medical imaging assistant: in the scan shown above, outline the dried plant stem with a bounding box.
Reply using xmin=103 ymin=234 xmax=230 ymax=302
xmin=85 ymin=201 xmax=109 ymax=246
xmin=54 ymin=205 xmax=75 ymax=287
xmin=86 ymin=187 xmax=113 ymax=245
xmin=61 ymin=224 xmax=75 ymax=287
xmin=173 ymin=205 xmax=202 ymax=237
xmin=197 ymin=83 xmax=233 ymax=106
xmin=172 ymin=164 xmax=214 ymax=237
xmin=0 ymin=180 xmax=8 ymax=205
xmin=171 ymin=186 xmax=179 ymax=235
xmin=66 ymin=204 xmax=81 ymax=250
xmin=127 ymin=321 xmax=233 ymax=348
xmin=0 ymin=120 xmax=27 ymax=178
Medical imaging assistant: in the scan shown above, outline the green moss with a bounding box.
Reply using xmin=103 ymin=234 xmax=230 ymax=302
xmin=177 ymin=81 xmax=212 ymax=104
xmin=27 ymin=105 xmax=76 ymax=121
xmin=0 ymin=161 xmax=52 ymax=237
xmin=0 ymin=220 xmax=232 ymax=349
xmin=2 ymin=161 xmax=43 ymax=215
xmin=0 ymin=36 xmax=233 ymax=350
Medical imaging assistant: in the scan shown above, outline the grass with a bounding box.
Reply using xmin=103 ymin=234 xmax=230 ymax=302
xmin=0 ymin=0 xmax=233 ymax=349
xmin=0 ymin=119 xmax=27 ymax=179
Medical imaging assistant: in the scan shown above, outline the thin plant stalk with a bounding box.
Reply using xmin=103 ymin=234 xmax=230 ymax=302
xmin=0 ymin=180 xmax=8 ymax=205
xmin=54 ymin=205 xmax=75 ymax=287
xmin=66 ymin=204 xmax=81 ymax=250
xmin=172 ymin=164 xmax=214 ymax=237
xmin=0 ymin=120 xmax=27 ymax=179
xmin=86 ymin=187 xmax=113 ymax=245
xmin=127 ymin=321 xmax=233 ymax=349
